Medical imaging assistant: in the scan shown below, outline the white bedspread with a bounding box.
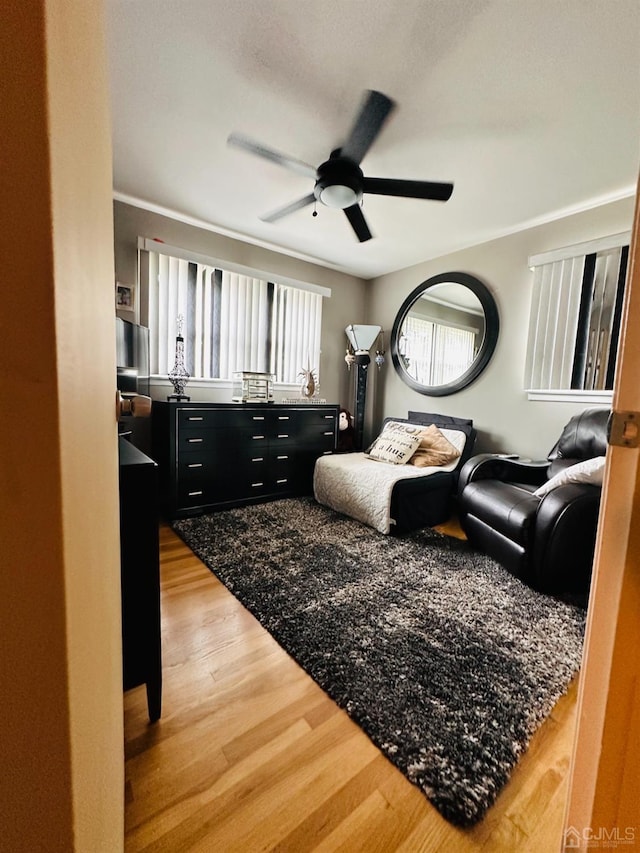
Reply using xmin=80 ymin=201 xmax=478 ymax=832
xmin=313 ymin=451 xmax=457 ymax=534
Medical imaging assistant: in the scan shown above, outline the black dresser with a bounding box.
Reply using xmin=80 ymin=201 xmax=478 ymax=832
xmin=118 ymin=437 xmax=162 ymax=722
xmin=152 ymin=401 xmax=339 ymax=518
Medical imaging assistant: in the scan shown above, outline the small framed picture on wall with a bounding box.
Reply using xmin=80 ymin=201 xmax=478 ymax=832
xmin=116 ymin=282 xmax=135 ymax=312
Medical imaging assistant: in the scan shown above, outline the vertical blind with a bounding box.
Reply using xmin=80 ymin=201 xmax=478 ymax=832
xmin=146 ymin=251 xmax=323 ymax=383
xmin=401 ymin=316 xmax=475 ymax=385
xmin=525 ymin=245 xmax=628 ymax=391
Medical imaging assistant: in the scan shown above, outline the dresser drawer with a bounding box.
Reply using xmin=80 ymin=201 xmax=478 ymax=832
xmin=178 ymin=407 xmax=276 ymax=430
xmin=298 ymin=425 xmax=337 ymax=449
xmin=243 ymin=430 xmax=269 ymax=451
xmin=177 ymin=426 xmax=269 ymax=453
xmin=177 ymin=455 xmax=219 ymax=485
xmin=270 ymin=447 xmax=293 ymax=465
xmin=177 ymin=409 xmax=220 ymax=429
xmin=240 ymin=455 xmax=269 ymax=482
xmin=177 ymin=429 xmax=217 ymax=453
xmin=270 ymin=475 xmax=294 ymax=494
xmin=234 ymin=471 xmax=272 ymax=498
xmin=297 ymin=410 xmax=337 ymax=445
xmin=176 ymin=480 xmax=228 ymax=508
xmin=301 ymin=409 xmax=338 ymax=427
xmin=269 ymin=449 xmax=294 ymax=480
xmin=267 ymin=410 xmax=296 ymax=431
xmin=239 ymin=410 xmax=274 ymax=430
xmin=270 ymin=429 xmax=296 ymax=447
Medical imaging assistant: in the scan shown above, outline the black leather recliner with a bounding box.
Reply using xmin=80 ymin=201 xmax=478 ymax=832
xmin=458 ymin=408 xmax=609 ymax=596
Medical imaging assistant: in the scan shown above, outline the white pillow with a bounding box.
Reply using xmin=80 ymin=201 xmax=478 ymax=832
xmin=366 ymin=422 xmax=422 ymax=464
xmin=534 ymin=456 xmax=606 ymax=498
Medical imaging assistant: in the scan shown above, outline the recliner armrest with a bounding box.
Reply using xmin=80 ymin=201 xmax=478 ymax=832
xmin=458 ymin=454 xmax=550 ymax=494
xmin=532 ymin=481 xmax=602 ymax=593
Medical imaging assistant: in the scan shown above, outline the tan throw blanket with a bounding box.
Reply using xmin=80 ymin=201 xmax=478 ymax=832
xmin=313 ymin=451 xmax=458 ymax=534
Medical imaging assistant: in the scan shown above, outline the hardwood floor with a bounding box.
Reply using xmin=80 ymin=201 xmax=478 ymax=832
xmin=124 ymin=516 xmax=578 ymax=852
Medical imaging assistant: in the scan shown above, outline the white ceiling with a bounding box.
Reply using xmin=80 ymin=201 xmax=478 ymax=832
xmin=106 ymin=0 xmax=640 ymax=279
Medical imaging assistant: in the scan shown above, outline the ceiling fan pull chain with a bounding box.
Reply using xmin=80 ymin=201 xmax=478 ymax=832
xmin=312 ymin=201 xmax=318 ymax=217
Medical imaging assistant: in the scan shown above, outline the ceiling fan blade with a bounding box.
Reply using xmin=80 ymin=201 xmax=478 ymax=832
xmin=227 ymin=132 xmax=317 ymax=179
xmin=344 ymin=205 xmax=373 ymax=242
xmin=260 ymin=193 xmax=316 ymax=223
xmin=340 ymin=90 xmax=395 ymax=165
xmin=362 ymin=176 xmax=453 ymax=202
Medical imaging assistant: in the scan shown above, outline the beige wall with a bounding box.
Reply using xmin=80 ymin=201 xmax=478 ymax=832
xmin=113 ymin=200 xmax=367 ymax=408
xmin=0 ymin=2 xmax=123 ymax=850
xmin=113 ymin=197 xmax=638 ymax=458
xmin=368 ymin=197 xmax=636 ymax=459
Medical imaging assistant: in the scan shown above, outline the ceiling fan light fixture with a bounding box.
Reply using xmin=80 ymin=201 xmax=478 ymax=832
xmin=314 ymin=155 xmax=363 ymax=209
xmin=228 ymin=89 xmax=454 ymax=241
xmin=319 ymin=184 xmax=359 ymax=209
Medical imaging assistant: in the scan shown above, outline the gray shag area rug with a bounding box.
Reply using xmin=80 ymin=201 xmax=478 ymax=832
xmin=172 ymin=497 xmax=585 ymax=827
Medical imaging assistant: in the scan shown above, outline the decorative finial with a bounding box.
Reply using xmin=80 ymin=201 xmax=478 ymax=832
xmin=345 ymin=345 xmax=356 ymax=371
xmin=168 ymin=315 xmax=190 ymax=401
xmin=375 ymin=330 xmax=385 ymax=370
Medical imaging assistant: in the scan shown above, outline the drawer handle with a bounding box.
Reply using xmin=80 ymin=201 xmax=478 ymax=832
xmin=276 ymin=478 xmax=288 ymax=484
xmin=187 ymin=463 xmax=203 ymax=469
xmin=324 ymin=415 xmax=334 ymax=419
xmin=323 ymin=450 xmax=332 ymax=455
xmin=252 ymin=457 xmax=264 ymax=462
xmin=188 ymin=490 xmax=203 ymax=497
xmin=187 ymin=416 xmax=204 ymax=421
xmin=187 ymin=438 xmax=204 ymax=443
xmin=278 ymin=416 xmax=290 ymax=420
xmin=252 ymin=434 xmax=265 ymax=440
xmin=252 ymin=416 xmax=265 ymax=421
xmin=323 ymin=431 xmax=333 ymax=436
xmin=251 ymin=482 xmax=264 ymax=488
xmin=277 ymin=433 xmax=289 ymax=439
xmin=277 ymin=455 xmax=289 ymax=460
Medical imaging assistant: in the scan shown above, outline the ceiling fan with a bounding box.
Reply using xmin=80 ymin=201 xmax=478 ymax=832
xmin=227 ymin=90 xmax=454 ymax=242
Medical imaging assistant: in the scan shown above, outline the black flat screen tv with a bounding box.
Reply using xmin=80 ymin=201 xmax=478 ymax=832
xmin=116 ymin=317 xmax=150 ymax=397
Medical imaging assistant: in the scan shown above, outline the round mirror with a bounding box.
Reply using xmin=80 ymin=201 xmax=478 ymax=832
xmin=391 ymin=272 xmax=499 ymax=396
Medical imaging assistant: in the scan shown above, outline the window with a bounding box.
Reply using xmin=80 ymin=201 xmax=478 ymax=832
xmin=525 ymin=232 xmax=629 ymax=398
xmin=399 ymin=315 xmax=476 ymax=386
xmin=140 ymin=245 xmax=325 ymax=384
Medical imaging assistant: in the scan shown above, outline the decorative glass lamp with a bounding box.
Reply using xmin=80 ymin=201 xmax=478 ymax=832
xmin=168 ymin=314 xmax=190 ymax=401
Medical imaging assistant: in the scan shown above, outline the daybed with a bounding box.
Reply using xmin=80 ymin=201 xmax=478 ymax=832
xmin=314 ymin=411 xmax=477 ymax=534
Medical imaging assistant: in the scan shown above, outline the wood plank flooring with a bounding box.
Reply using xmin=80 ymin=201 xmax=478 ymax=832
xmin=124 ymin=516 xmax=578 ymax=852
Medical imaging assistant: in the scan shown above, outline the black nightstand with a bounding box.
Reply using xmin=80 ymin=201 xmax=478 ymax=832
xmin=118 ymin=437 xmax=162 ymax=722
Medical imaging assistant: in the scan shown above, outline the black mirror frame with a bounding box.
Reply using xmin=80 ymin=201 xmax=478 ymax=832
xmin=391 ymin=271 xmax=499 ymax=397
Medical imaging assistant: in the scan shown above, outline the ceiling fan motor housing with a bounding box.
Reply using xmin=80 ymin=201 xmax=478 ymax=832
xmin=314 ymin=153 xmax=363 ymax=208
